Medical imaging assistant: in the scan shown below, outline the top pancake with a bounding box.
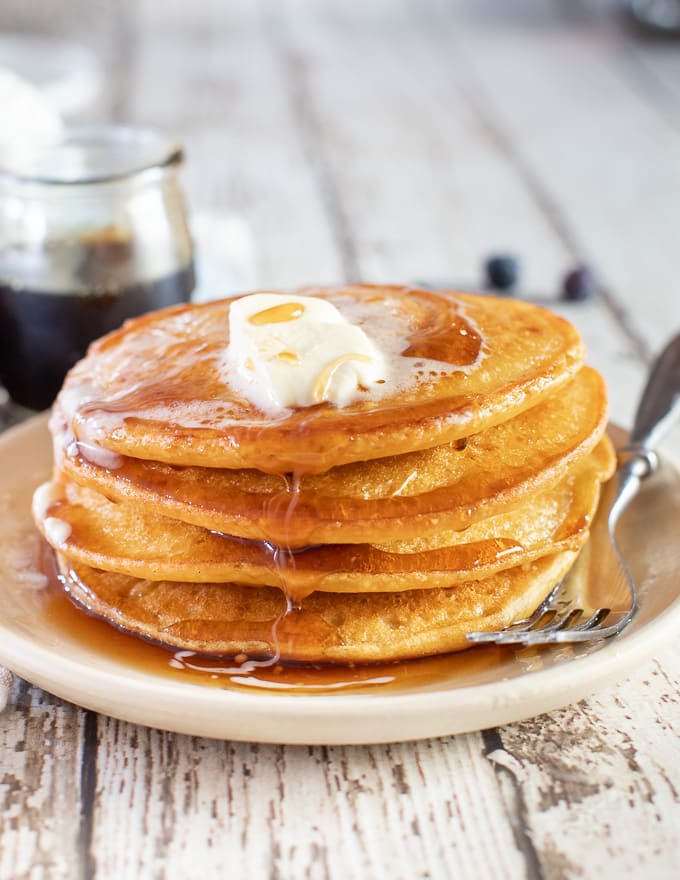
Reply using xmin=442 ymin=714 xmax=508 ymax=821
xmin=54 ymin=285 xmax=585 ymax=473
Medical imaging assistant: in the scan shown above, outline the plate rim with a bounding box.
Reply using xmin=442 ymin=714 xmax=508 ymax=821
xmin=1 ymin=412 xmax=678 ymax=744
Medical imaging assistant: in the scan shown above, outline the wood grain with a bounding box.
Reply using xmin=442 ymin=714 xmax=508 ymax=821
xmin=89 ymin=725 xmax=532 ymax=879
xmin=0 ymin=0 xmax=678 ymax=878
xmin=0 ymin=680 xmax=91 ymax=880
xmin=443 ymin=1 xmax=680 ymax=358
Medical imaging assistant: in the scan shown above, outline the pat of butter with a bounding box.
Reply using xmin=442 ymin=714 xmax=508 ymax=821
xmin=225 ymin=293 xmax=388 ymax=412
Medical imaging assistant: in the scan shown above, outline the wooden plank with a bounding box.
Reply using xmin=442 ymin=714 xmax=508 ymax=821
xmin=488 ymin=642 xmax=680 ymax=878
xmin=581 ymin=0 xmax=680 ymax=124
xmin=0 ymin=681 xmax=92 ymax=880
xmin=267 ymin=8 xmax=571 ymax=292
xmin=89 ymin=721 xmax=533 ymax=880
xmin=126 ymin=2 xmax=345 ymax=290
xmin=432 ymin=2 xmax=680 ymax=357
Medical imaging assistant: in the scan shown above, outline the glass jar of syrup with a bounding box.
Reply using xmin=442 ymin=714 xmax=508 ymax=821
xmin=0 ymin=125 xmax=195 ymax=410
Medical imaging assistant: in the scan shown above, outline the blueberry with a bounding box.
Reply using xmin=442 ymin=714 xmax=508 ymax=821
xmin=484 ymin=254 xmax=519 ymax=292
xmin=562 ymin=265 xmax=597 ymax=301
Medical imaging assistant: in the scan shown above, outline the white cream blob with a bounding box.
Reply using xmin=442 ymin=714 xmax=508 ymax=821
xmin=43 ymin=516 xmax=72 ymax=548
xmin=32 ymin=482 xmax=72 ymax=548
xmin=32 ymin=481 xmax=65 ymax=522
xmin=224 ymin=293 xmax=389 ymax=413
xmin=67 ymin=439 xmax=123 ymax=470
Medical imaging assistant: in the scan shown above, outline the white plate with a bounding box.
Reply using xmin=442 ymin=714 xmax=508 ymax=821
xmin=1 ymin=414 xmax=679 ymax=744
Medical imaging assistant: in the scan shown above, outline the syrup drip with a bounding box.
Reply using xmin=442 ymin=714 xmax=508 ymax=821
xmin=168 ymin=593 xmax=294 ymax=676
xmin=402 ymin=291 xmax=483 ymax=365
xmin=248 ymin=302 xmax=305 ymax=325
xmin=259 ymin=470 xmax=309 ymax=604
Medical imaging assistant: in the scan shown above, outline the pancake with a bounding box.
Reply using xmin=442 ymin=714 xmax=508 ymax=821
xmin=38 ymin=283 xmax=614 ymax=663
xmin=53 ymin=285 xmax=585 ymax=473
xmin=37 ymin=437 xmax=614 ymax=598
xmin=59 ymin=366 xmax=608 ymax=546
xmin=56 ymin=551 xmax=578 ymax=663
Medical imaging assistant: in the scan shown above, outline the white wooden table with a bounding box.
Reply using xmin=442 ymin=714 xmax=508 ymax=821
xmin=1 ymin=1 xmax=679 ymax=877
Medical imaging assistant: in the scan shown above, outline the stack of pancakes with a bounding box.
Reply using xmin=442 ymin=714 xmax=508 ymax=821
xmin=34 ymin=284 xmax=615 ymax=663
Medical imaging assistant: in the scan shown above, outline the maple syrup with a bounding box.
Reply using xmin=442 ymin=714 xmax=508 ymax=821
xmin=0 ymin=125 xmax=194 ymax=411
xmin=38 ymin=575 xmax=506 ymax=696
xmin=249 ymin=301 xmax=305 ymax=325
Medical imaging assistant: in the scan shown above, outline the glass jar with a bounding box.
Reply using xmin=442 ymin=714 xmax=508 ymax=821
xmin=0 ymin=125 xmax=195 ymax=410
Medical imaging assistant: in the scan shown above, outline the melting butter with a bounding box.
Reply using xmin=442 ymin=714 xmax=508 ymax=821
xmin=224 ymin=293 xmax=389 ymax=412
xmin=32 ymin=481 xmax=65 ymax=522
xmin=32 ymin=481 xmax=72 ymax=548
xmin=43 ymin=516 xmax=72 ymax=548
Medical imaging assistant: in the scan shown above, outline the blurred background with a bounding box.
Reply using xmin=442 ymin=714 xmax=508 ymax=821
xmin=0 ymin=0 xmax=679 ymax=421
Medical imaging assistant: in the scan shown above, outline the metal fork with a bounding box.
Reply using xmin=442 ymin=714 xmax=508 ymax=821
xmin=467 ymin=333 xmax=680 ymax=647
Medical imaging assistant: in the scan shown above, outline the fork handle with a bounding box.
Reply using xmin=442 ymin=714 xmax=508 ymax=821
xmin=611 ymin=333 xmax=680 ymax=529
xmin=630 ymin=333 xmax=680 ymax=451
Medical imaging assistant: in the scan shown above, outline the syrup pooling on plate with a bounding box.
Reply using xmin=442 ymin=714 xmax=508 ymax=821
xmin=35 ymin=546 xmax=507 ymax=696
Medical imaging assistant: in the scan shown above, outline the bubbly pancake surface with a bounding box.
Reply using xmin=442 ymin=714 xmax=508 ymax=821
xmin=38 ymin=284 xmax=614 ymax=664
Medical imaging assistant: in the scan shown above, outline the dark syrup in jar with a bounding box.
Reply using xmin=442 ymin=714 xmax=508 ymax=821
xmin=0 ymin=263 xmax=195 ymax=410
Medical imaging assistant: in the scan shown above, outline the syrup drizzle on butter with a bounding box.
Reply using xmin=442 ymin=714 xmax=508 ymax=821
xmin=312 ymin=353 xmax=373 ymax=404
xmin=248 ymin=301 xmax=305 ymax=325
